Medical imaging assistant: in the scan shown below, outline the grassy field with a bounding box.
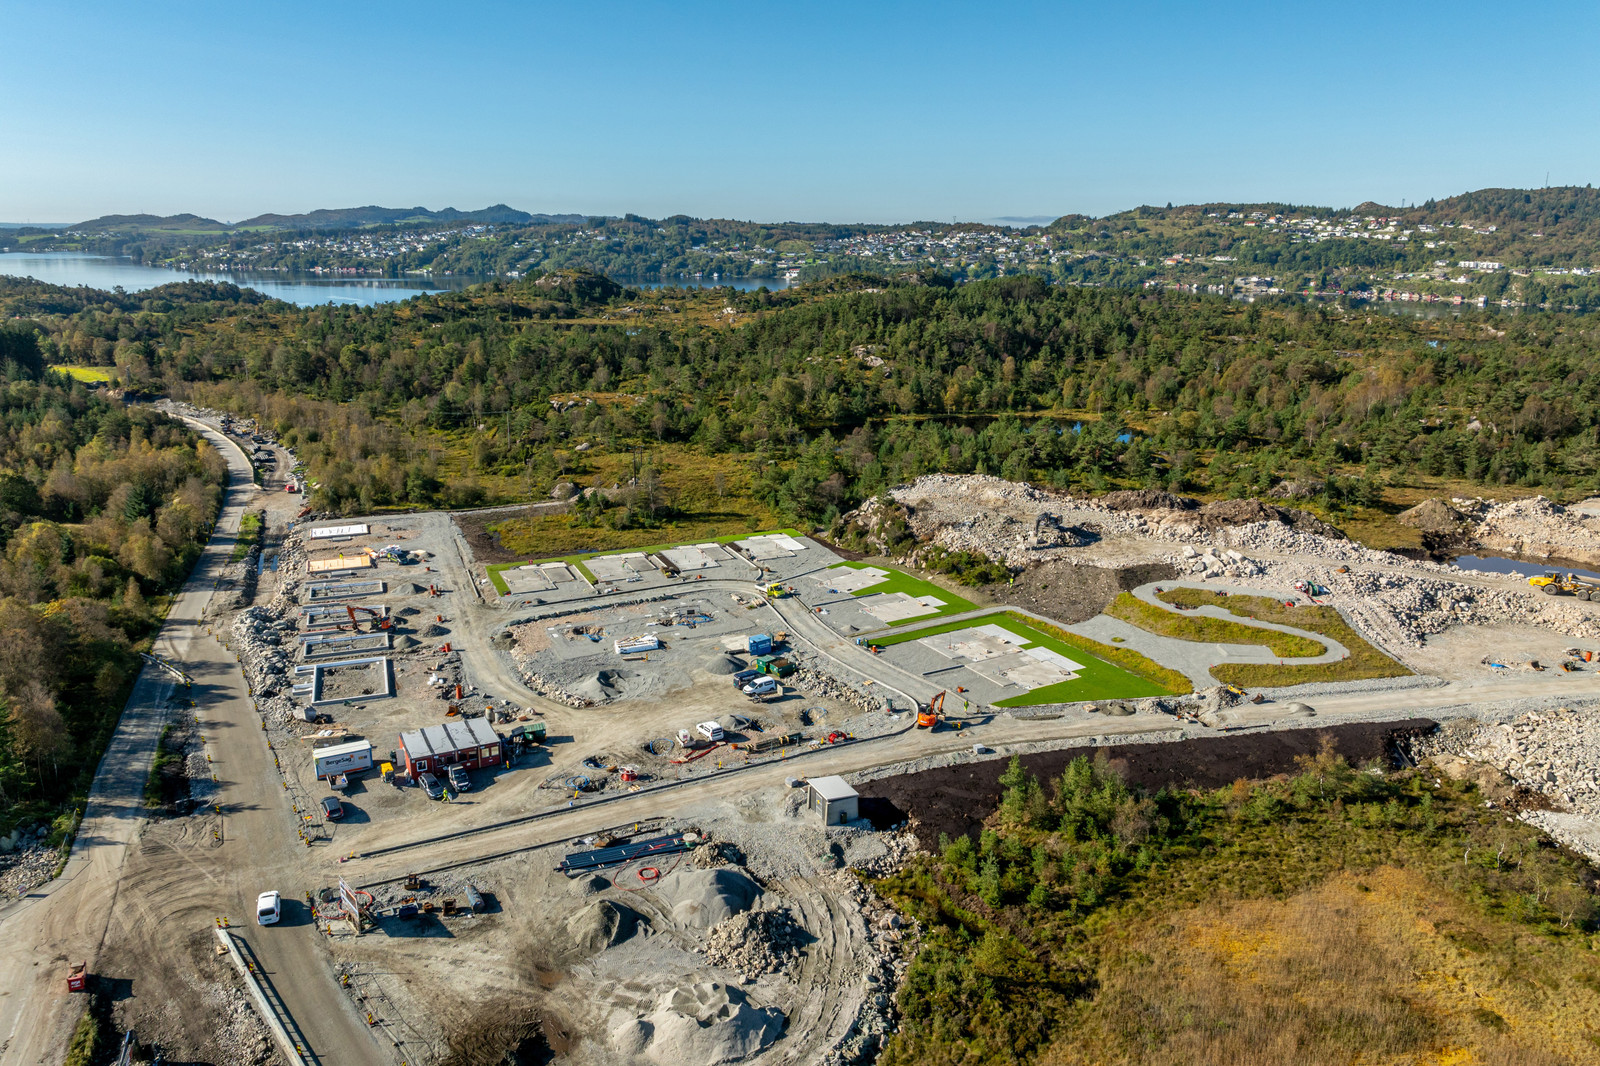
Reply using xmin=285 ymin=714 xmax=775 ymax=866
xmin=823 ymin=561 xmax=979 ymax=624
xmin=1105 ymin=591 xmax=1327 ymax=657
xmin=50 ymin=364 xmax=115 ymax=383
xmin=875 ymin=752 xmax=1600 ymax=1066
xmin=485 ymin=528 xmax=804 ymax=594
xmin=875 ymin=611 xmax=1182 ymax=704
xmin=1155 ymin=587 xmax=1413 ymax=686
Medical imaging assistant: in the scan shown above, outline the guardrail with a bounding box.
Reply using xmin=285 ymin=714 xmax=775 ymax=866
xmin=213 ymin=928 xmax=316 ymax=1066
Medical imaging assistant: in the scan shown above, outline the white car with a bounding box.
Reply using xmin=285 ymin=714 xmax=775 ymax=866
xmin=696 ymin=721 xmax=725 ymax=742
xmin=741 ymin=677 xmax=778 ymax=697
xmin=256 ymin=890 xmax=282 ymax=926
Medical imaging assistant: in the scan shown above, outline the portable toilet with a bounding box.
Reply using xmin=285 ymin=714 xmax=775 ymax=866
xmin=807 ymin=775 xmax=859 ymax=826
xmin=747 ymin=633 xmax=774 ymax=656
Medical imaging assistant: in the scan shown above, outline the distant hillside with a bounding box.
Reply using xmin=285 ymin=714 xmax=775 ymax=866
xmin=234 ymin=204 xmax=551 ymax=228
xmin=1051 ymin=186 xmax=1600 ymax=231
xmin=66 ymin=212 xmax=229 ymax=232
xmin=62 ymin=204 xmax=589 ymax=234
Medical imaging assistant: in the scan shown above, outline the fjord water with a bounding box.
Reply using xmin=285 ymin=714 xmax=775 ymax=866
xmin=0 ymin=252 xmax=478 ymax=306
xmin=0 ymin=253 xmax=795 ymax=306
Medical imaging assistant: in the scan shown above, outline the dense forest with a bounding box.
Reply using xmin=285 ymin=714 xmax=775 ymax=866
xmin=0 ymin=321 xmax=225 ymax=837
xmin=11 ymin=268 xmax=1600 ymax=533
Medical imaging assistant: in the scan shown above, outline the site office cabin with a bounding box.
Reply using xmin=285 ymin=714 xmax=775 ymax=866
xmin=398 ymin=718 xmax=502 ymax=777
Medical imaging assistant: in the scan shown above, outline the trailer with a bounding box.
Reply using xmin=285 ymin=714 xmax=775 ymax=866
xmin=312 ymin=739 xmax=373 ymax=780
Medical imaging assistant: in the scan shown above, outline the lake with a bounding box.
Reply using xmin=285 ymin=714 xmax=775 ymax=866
xmin=0 ymin=252 xmax=796 ymax=306
xmin=0 ymin=252 xmax=481 ymax=307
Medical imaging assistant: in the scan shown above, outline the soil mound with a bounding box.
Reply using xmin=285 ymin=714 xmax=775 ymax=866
xmin=570 ymin=672 xmax=620 ymax=703
xmin=406 ymin=583 xmax=430 ymax=595
xmin=565 ymin=899 xmax=641 ymax=953
xmin=1197 ymin=498 xmax=1345 ymax=538
xmin=859 ymin=719 xmax=1437 ymax=849
xmin=656 ymin=868 xmax=761 ymax=929
xmin=994 ymin=559 xmax=1178 ymax=625
xmin=421 ymin=623 xmax=449 ymax=637
xmin=393 ymin=635 xmax=420 ymax=650
xmin=1099 ymin=489 xmax=1198 ymax=511
xmin=703 ymin=652 xmax=743 ymax=675
xmin=1399 ymin=498 xmax=1470 ymax=533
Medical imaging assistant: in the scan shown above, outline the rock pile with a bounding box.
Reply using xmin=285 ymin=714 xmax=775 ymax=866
xmin=789 ymin=667 xmax=877 ymax=712
xmin=1412 ymin=707 xmax=1600 ymax=813
xmin=1469 ymin=495 xmax=1600 ymax=566
xmin=704 ymin=907 xmax=805 ymax=977
xmin=0 ymin=841 xmax=60 ymax=900
xmin=831 ymin=495 xmax=914 ymax=557
xmin=231 ymin=607 xmax=299 ymax=724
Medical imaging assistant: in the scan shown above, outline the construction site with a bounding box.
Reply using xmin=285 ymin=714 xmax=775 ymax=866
xmin=13 ymin=408 xmax=1600 ymax=1066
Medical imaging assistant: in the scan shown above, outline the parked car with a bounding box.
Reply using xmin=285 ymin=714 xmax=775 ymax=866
xmin=731 ymin=669 xmax=761 ymax=689
xmin=741 ymin=677 xmax=778 ymax=697
xmin=321 ymin=796 xmax=345 ymax=820
xmin=446 ymin=765 xmax=471 ymax=793
xmin=696 ymin=721 xmax=725 ymax=742
xmin=419 ymin=772 xmax=444 ymax=799
xmin=256 ymin=890 xmax=281 ymax=925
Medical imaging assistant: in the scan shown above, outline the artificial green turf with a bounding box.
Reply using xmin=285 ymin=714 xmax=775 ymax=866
xmin=485 ymin=528 xmax=804 ymax=594
xmin=875 ymin=612 xmax=1175 ymax=705
xmin=819 ymin=561 xmax=979 ymax=625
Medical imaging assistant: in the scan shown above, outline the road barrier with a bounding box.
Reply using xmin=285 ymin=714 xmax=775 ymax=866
xmin=214 ymin=928 xmax=315 ymax=1066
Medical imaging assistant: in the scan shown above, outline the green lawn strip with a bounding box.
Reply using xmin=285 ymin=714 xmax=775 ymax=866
xmin=485 ymin=528 xmax=804 ymax=595
xmin=1156 ymin=587 xmax=1412 ymax=686
xmin=874 ymin=611 xmax=1185 ymax=704
xmin=820 ymin=560 xmax=978 ymax=624
xmin=1105 ymin=591 xmax=1326 ymax=658
xmin=229 ymin=512 xmax=262 ymax=562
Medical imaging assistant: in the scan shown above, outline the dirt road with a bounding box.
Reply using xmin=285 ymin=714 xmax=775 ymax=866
xmin=0 ymin=420 xmax=384 ymax=1066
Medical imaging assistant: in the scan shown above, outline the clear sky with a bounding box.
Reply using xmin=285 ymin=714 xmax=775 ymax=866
xmin=3 ymin=0 xmax=1596 ymax=225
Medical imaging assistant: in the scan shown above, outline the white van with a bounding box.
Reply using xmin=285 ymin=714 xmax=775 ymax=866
xmin=696 ymin=721 xmax=725 ymax=742
xmin=741 ymin=677 xmax=778 ymax=697
xmin=256 ymin=890 xmax=281 ymax=925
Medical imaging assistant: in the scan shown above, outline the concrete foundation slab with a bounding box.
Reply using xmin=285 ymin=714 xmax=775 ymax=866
xmin=860 ymin=592 xmax=942 ymax=623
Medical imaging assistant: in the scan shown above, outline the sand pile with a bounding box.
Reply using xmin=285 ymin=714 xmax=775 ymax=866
xmin=421 ymin=623 xmax=449 ymax=637
xmin=610 ymin=982 xmax=784 ymax=1065
xmin=566 ymin=899 xmax=641 ymax=953
xmin=393 ymin=635 xmax=420 ymax=650
xmin=655 ymin=868 xmax=761 ymax=929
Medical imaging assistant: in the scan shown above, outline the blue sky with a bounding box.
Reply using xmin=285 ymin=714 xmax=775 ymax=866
xmin=2 ymin=0 xmax=1596 ymax=224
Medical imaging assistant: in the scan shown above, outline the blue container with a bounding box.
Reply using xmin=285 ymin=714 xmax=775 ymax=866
xmin=747 ymin=633 xmax=773 ymax=656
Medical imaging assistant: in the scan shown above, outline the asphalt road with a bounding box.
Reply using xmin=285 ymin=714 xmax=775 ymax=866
xmin=0 ymin=420 xmax=384 ymax=1066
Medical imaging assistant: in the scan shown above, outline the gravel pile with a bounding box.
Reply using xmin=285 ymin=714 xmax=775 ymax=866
xmin=704 ymin=907 xmax=805 ymax=978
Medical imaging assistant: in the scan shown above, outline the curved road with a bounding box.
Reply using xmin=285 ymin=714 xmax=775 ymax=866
xmin=0 ymin=419 xmax=383 ymax=1066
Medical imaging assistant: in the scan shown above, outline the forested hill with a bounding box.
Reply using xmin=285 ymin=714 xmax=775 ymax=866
xmin=13 ymin=269 xmax=1600 ymax=527
xmin=0 ymin=324 xmax=227 ymax=838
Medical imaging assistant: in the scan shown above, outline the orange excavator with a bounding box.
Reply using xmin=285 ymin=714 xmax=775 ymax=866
xmin=343 ymin=604 xmax=392 ymax=633
xmin=916 ymin=690 xmax=946 ymax=729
